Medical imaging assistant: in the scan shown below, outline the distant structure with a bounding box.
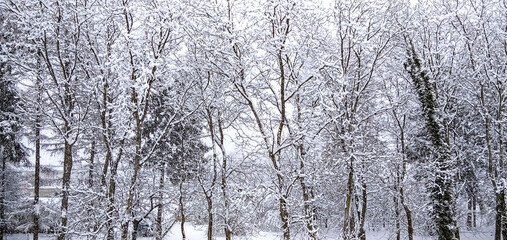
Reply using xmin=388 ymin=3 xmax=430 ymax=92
xmin=22 ymin=165 xmax=62 ymax=198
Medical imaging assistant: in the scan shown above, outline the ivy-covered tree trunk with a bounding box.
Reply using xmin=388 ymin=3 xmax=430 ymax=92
xmin=404 ymin=41 xmax=458 ymax=240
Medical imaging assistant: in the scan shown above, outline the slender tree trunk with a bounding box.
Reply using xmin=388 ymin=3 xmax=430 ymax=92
xmin=87 ymin=140 xmax=97 ymax=236
xmin=198 ymin=174 xmax=214 ymax=240
xmin=299 ymin=153 xmax=317 ymax=239
xmin=88 ymin=141 xmax=95 ymax=188
xmin=33 ymin=49 xmax=44 ymax=240
xmin=396 ymin=113 xmax=414 ymax=240
xmin=343 ymin=156 xmax=355 ymax=240
xmin=57 ymin=139 xmax=73 ymax=240
xmin=497 ymin=89 xmax=506 ymax=240
xmin=497 ymin=208 xmax=502 ymax=240
xmin=132 ymin=219 xmax=139 ymax=240
xmin=106 ymin=161 xmax=118 ymax=240
xmin=156 ymin=163 xmax=165 ymax=240
xmin=105 ymin=139 xmax=124 ymax=240
xmin=206 ymin=193 xmax=213 ymax=240
xmin=473 ymin=197 xmax=477 ymax=228
xmin=179 ymin=180 xmax=186 ymax=240
xmin=496 ymin=192 xmax=504 ymax=240
xmin=400 ymin=187 xmax=414 ymax=240
xmin=294 ymin=93 xmax=318 ymax=239
xmin=216 ymin=114 xmax=231 ymax=240
xmin=501 ymin=190 xmax=507 ymax=240
xmin=222 ymin=172 xmax=231 ymax=240
xmin=279 ymin=192 xmax=290 ymax=240
xmin=394 ymin=194 xmax=401 ymax=240
xmin=33 ymin=115 xmax=41 ymax=240
xmin=99 ymin=76 xmax=117 ymax=240
xmin=358 ymin=183 xmax=367 ymax=240
xmin=481 ymin=83 xmax=501 ymax=240
xmin=202 ymin=107 xmax=218 ymax=240
xmin=467 ymin=197 xmax=473 ymax=229
xmin=0 ymin=150 xmax=6 ymax=240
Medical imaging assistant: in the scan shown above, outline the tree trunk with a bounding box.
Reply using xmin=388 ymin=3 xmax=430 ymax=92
xmin=294 ymin=92 xmax=318 ymax=240
xmin=279 ymin=194 xmax=290 ymax=240
xmin=0 ymin=150 xmax=6 ymax=240
xmin=467 ymin=197 xmax=474 ymax=229
xmin=405 ymin=42 xmax=456 ymax=240
xmin=299 ymin=157 xmax=317 ymax=239
xmin=99 ymin=75 xmax=118 ymax=240
xmin=156 ymin=164 xmax=165 ymax=240
xmin=179 ymin=180 xmax=186 ymax=240
xmin=216 ymin=114 xmax=231 ymax=240
xmin=396 ymin=113 xmax=413 ymax=240
xmin=401 ymin=188 xmax=414 ymax=240
xmin=222 ymin=167 xmax=231 ymax=240
xmin=496 ymin=191 xmax=504 ymax=240
xmin=206 ymin=193 xmax=213 ymax=240
xmin=106 ymin=162 xmax=118 ymax=240
xmin=497 ymin=89 xmax=506 ymax=240
xmin=33 ymin=49 xmax=43 ymax=240
xmin=394 ymin=194 xmax=401 ymax=240
xmin=358 ymin=183 xmax=367 ymax=240
xmin=122 ymin=86 xmax=144 ymax=240
xmin=87 ymin=141 xmax=96 ymax=235
xmin=33 ymin=116 xmax=41 ymax=240
xmin=132 ymin=219 xmax=140 ymax=240
xmin=198 ymin=174 xmax=213 ymax=240
xmin=500 ymin=190 xmax=507 ymax=240
xmin=57 ymin=139 xmax=73 ymax=240
xmin=88 ymin=141 xmax=95 ymax=188
xmin=202 ymin=107 xmax=218 ymax=240
xmin=481 ymin=83 xmax=501 ymax=240
xmin=343 ymin=156 xmax=355 ymax=240
xmin=220 ymin=145 xmax=231 ymax=240
xmin=473 ymin=197 xmax=477 ymax=228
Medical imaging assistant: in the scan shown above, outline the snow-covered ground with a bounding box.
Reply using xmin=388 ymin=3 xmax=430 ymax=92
xmin=7 ymin=224 xmax=494 ymax=240
xmin=147 ymin=223 xmax=494 ymax=240
xmin=5 ymin=234 xmax=53 ymax=240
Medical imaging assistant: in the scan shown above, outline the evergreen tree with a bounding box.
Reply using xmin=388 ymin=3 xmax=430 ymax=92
xmin=0 ymin=22 xmax=26 ymax=239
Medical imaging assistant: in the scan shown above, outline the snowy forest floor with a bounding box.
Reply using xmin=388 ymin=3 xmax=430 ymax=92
xmin=5 ymin=223 xmax=494 ymax=240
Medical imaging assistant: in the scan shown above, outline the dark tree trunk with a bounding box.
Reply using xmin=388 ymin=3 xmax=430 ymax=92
xmin=400 ymin=187 xmax=414 ymax=240
xmin=206 ymin=193 xmax=213 ymax=240
xmin=57 ymin=139 xmax=73 ymax=240
xmin=156 ymin=164 xmax=165 ymax=240
xmin=179 ymin=180 xmax=186 ymax=240
xmin=499 ymin=190 xmax=507 ymax=240
xmin=358 ymin=183 xmax=367 ymax=240
xmin=87 ymin=140 xmax=96 ymax=235
xmin=279 ymin=195 xmax=290 ymax=240
xmin=33 ymin=116 xmax=41 ymax=240
xmin=88 ymin=141 xmax=95 ymax=188
xmin=343 ymin=156 xmax=355 ymax=240
xmin=473 ymin=197 xmax=477 ymax=228
xmin=222 ymin=170 xmax=231 ymax=240
xmin=467 ymin=197 xmax=474 ymax=229
xmin=394 ymin=194 xmax=401 ymax=240
xmin=132 ymin=219 xmax=140 ymax=240
xmin=106 ymin=161 xmax=118 ymax=240
xmin=0 ymin=154 xmax=6 ymax=240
